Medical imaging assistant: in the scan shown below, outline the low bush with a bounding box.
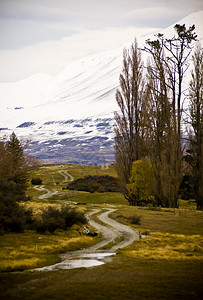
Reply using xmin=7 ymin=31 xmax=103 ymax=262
xmin=67 ymin=175 xmax=121 ymax=193
xmin=128 ymin=214 xmax=141 ymax=225
xmin=0 ymin=204 xmax=33 ymax=234
xmin=34 ymin=205 xmax=87 ymax=234
xmin=31 ymin=178 xmax=42 ymax=185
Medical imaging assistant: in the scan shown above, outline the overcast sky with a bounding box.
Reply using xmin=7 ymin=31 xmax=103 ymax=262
xmin=0 ymin=0 xmax=202 ymax=82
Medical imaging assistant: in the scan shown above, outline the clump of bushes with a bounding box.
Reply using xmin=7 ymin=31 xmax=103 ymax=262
xmin=31 ymin=178 xmax=42 ymax=185
xmin=67 ymin=175 xmax=121 ymax=193
xmin=34 ymin=205 xmax=87 ymax=234
xmin=0 ymin=177 xmax=87 ymax=234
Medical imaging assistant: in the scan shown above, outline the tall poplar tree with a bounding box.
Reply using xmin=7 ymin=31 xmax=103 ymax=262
xmin=114 ymin=39 xmax=145 ymax=203
xmin=187 ymin=45 xmax=203 ymax=210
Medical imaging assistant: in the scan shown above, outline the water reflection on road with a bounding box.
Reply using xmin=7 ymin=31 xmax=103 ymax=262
xmin=36 ymin=252 xmax=115 ymax=271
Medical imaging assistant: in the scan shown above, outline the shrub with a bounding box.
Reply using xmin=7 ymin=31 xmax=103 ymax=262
xmin=141 ymin=231 xmax=150 ymax=236
xmin=31 ymin=178 xmax=42 ymax=185
xmin=0 ymin=201 xmax=34 ymax=234
xmin=36 ymin=206 xmax=65 ymax=233
xmin=35 ymin=205 xmax=87 ymax=234
xmin=60 ymin=205 xmax=87 ymax=229
xmin=128 ymin=214 xmax=141 ymax=225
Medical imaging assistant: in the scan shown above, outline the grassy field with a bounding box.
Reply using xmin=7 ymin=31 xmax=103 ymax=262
xmin=0 ymin=163 xmax=203 ymax=299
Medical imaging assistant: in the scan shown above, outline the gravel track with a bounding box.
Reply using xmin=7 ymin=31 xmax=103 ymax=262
xmin=36 ymin=208 xmax=139 ymax=271
xmin=33 ymin=170 xmax=139 ymax=271
xmin=34 ymin=170 xmax=74 ymax=200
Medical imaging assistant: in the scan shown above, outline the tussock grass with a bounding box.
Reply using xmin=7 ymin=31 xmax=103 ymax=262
xmin=0 ymin=229 xmax=100 ymax=272
xmin=124 ymin=232 xmax=203 ymax=260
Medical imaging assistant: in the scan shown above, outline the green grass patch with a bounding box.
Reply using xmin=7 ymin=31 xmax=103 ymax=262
xmin=27 ymin=164 xmax=125 ymax=206
xmin=60 ymin=191 xmax=127 ymax=205
xmin=0 ymin=255 xmax=202 ymax=299
xmin=110 ymin=206 xmax=203 ymax=235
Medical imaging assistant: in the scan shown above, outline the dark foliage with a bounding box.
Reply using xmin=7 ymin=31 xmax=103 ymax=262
xmin=34 ymin=205 xmax=87 ymax=234
xmin=0 ymin=180 xmax=33 ymax=234
xmin=128 ymin=214 xmax=141 ymax=225
xmin=6 ymin=132 xmax=27 ymax=190
xmin=0 ymin=133 xmax=35 ymax=234
xmin=179 ymin=174 xmax=195 ymax=200
xmin=34 ymin=206 xmax=65 ymax=234
xmin=31 ymin=178 xmax=42 ymax=185
xmin=67 ymin=175 xmax=121 ymax=193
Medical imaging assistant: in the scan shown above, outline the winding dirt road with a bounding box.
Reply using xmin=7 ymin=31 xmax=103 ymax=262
xmin=34 ymin=170 xmax=74 ymax=200
xmin=58 ymin=170 xmax=74 ymax=183
xmin=34 ymin=185 xmax=58 ymax=200
xmin=36 ymin=208 xmax=139 ymax=271
xmin=33 ymin=169 xmax=139 ymax=271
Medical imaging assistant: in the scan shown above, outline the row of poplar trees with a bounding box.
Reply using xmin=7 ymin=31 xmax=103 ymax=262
xmin=115 ymin=24 xmax=203 ymax=210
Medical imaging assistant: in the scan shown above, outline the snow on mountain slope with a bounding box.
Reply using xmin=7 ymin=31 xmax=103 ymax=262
xmin=0 ymin=48 xmax=123 ymax=131
xmin=0 ymin=11 xmax=202 ymax=164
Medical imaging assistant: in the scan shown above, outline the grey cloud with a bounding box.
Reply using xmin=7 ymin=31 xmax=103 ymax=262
xmin=0 ymin=0 xmax=202 ymax=50
xmin=0 ymin=18 xmax=76 ymax=50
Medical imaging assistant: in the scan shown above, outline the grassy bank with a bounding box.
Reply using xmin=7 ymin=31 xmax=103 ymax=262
xmin=0 ymin=226 xmax=100 ymax=272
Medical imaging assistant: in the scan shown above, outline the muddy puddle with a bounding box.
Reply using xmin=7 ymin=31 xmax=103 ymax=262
xmin=35 ymin=252 xmax=116 ymax=271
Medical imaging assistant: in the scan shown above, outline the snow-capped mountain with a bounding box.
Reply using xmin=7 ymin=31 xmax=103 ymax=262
xmin=0 ymin=11 xmax=202 ymax=165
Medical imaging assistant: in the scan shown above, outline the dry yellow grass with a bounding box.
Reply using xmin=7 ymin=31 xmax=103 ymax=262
xmin=0 ymin=230 xmax=99 ymax=272
xmin=124 ymin=232 xmax=203 ymax=260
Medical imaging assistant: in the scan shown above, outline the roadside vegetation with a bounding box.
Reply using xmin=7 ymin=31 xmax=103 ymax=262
xmin=0 ymin=228 xmax=99 ymax=272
